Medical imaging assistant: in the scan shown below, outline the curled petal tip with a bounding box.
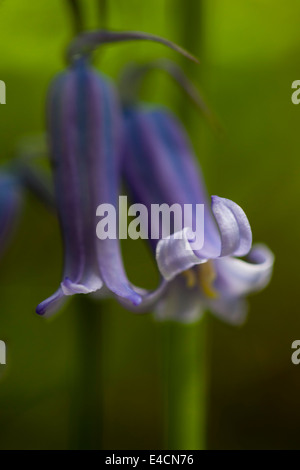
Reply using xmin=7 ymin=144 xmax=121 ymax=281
xmin=116 ymin=280 xmax=168 ymax=313
xmin=35 ymin=305 xmax=45 ymax=316
xmin=156 ymin=228 xmax=206 ymax=281
xmin=110 ymin=284 xmax=143 ymax=306
xmin=61 ymin=277 xmax=103 ymax=296
xmin=211 ymin=195 xmax=252 ymax=258
xmin=214 ymin=244 xmax=274 ymax=299
xmin=36 ymin=289 xmax=66 ymax=318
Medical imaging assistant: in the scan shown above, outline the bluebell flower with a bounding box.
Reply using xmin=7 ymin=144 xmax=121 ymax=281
xmin=36 ymin=59 xmax=164 ymax=317
xmin=122 ymin=106 xmax=274 ymax=324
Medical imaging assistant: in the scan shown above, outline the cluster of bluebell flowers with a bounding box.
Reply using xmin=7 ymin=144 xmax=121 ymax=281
xmin=1 ymin=30 xmax=274 ymax=323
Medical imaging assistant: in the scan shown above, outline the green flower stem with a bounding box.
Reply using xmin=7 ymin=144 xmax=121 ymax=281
xmin=162 ymin=319 xmax=207 ymax=450
xmin=161 ymin=0 xmax=207 ymax=451
xmin=67 ymin=0 xmax=84 ymax=34
xmin=71 ymin=297 xmax=103 ymax=450
xmin=98 ymin=0 xmax=108 ymax=28
xmin=176 ymin=0 xmax=203 ymax=122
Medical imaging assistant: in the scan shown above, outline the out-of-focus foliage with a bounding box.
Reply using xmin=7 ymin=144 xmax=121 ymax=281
xmin=0 ymin=0 xmax=299 ymax=449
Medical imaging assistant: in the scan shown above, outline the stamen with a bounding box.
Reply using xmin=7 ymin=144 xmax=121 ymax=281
xmin=197 ymin=261 xmax=219 ymax=299
xmin=182 ymin=269 xmax=197 ymax=289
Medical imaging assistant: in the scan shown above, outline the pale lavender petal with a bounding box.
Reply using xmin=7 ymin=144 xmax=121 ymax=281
xmin=214 ymin=244 xmax=274 ymax=297
xmin=155 ymin=195 xmax=252 ymax=281
xmin=207 ymin=296 xmax=248 ymax=325
xmin=156 ymin=227 xmax=207 ymax=281
xmin=211 ymin=196 xmax=252 ymax=257
xmin=61 ymin=274 xmax=102 ymax=295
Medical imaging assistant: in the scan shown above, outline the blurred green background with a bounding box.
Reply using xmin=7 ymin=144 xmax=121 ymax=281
xmin=0 ymin=0 xmax=299 ymax=450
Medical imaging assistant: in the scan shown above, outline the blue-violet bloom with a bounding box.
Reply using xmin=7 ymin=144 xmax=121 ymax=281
xmin=36 ymin=59 xmax=164 ymax=317
xmin=122 ymin=106 xmax=274 ymax=324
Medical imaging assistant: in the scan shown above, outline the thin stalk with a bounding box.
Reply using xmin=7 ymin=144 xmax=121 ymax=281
xmin=66 ymin=0 xmax=84 ymax=34
xmin=162 ymin=319 xmax=207 ymax=450
xmin=71 ymin=297 xmax=103 ymax=450
xmin=70 ymin=0 xmax=107 ymax=451
xmin=97 ymin=0 xmax=108 ymax=28
xmin=175 ymin=0 xmax=203 ymax=122
xmin=161 ymin=0 xmax=207 ymax=451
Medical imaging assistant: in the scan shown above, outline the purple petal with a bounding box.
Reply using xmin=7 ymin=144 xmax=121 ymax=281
xmin=122 ymin=108 xmax=221 ymax=255
xmin=116 ymin=279 xmax=168 ymax=313
xmin=47 ymin=62 xmax=103 ymax=294
xmin=85 ymin=64 xmax=143 ymax=306
xmin=38 ymin=59 xmax=160 ymax=316
xmin=37 ymin=61 xmax=106 ymax=316
xmin=122 ymin=108 xmax=254 ymax=282
xmin=36 ymin=288 xmax=67 ymax=318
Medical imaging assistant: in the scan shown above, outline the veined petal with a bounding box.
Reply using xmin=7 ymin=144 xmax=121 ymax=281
xmin=48 ymin=62 xmax=104 ymax=291
xmin=122 ymin=107 xmax=220 ymax=254
xmin=123 ymin=108 xmax=254 ymax=282
xmin=155 ymin=196 xmax=252 ymax=281
xmin=215 ymin=244 xmax=274 ymax=297
xmin=85 ymin=64 xmax=143 ymax=306
xmin=37 ymin=60 xmax=107 ymax=316
xmin=211 ymin=195 xmax=252 ymax=257
xmin=156 ymin=227 xmax=207 ymax=281
xmin=37 ymin=59 xmax=155 ymax=316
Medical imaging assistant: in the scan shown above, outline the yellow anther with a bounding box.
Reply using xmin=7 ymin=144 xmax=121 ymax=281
xmin=182 ymin=269 xmax=197 ymax=289
xmin=197 ymin=261 xmax=219 ymax=299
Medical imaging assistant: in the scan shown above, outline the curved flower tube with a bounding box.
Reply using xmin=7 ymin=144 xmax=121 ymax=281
xmin=122 ymin=106 xmax=274 ymax=323
xmin=36 ymin=59 xmax=164 ymax=317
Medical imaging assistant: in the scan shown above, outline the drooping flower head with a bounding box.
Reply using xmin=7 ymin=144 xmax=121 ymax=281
xmin=37 ymin=58 xmax=156 ymax=317
xmin=36 ymin=30 xmax=198 ymax=317
xmin=122 ymin=105 xmax=274 ymax=323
